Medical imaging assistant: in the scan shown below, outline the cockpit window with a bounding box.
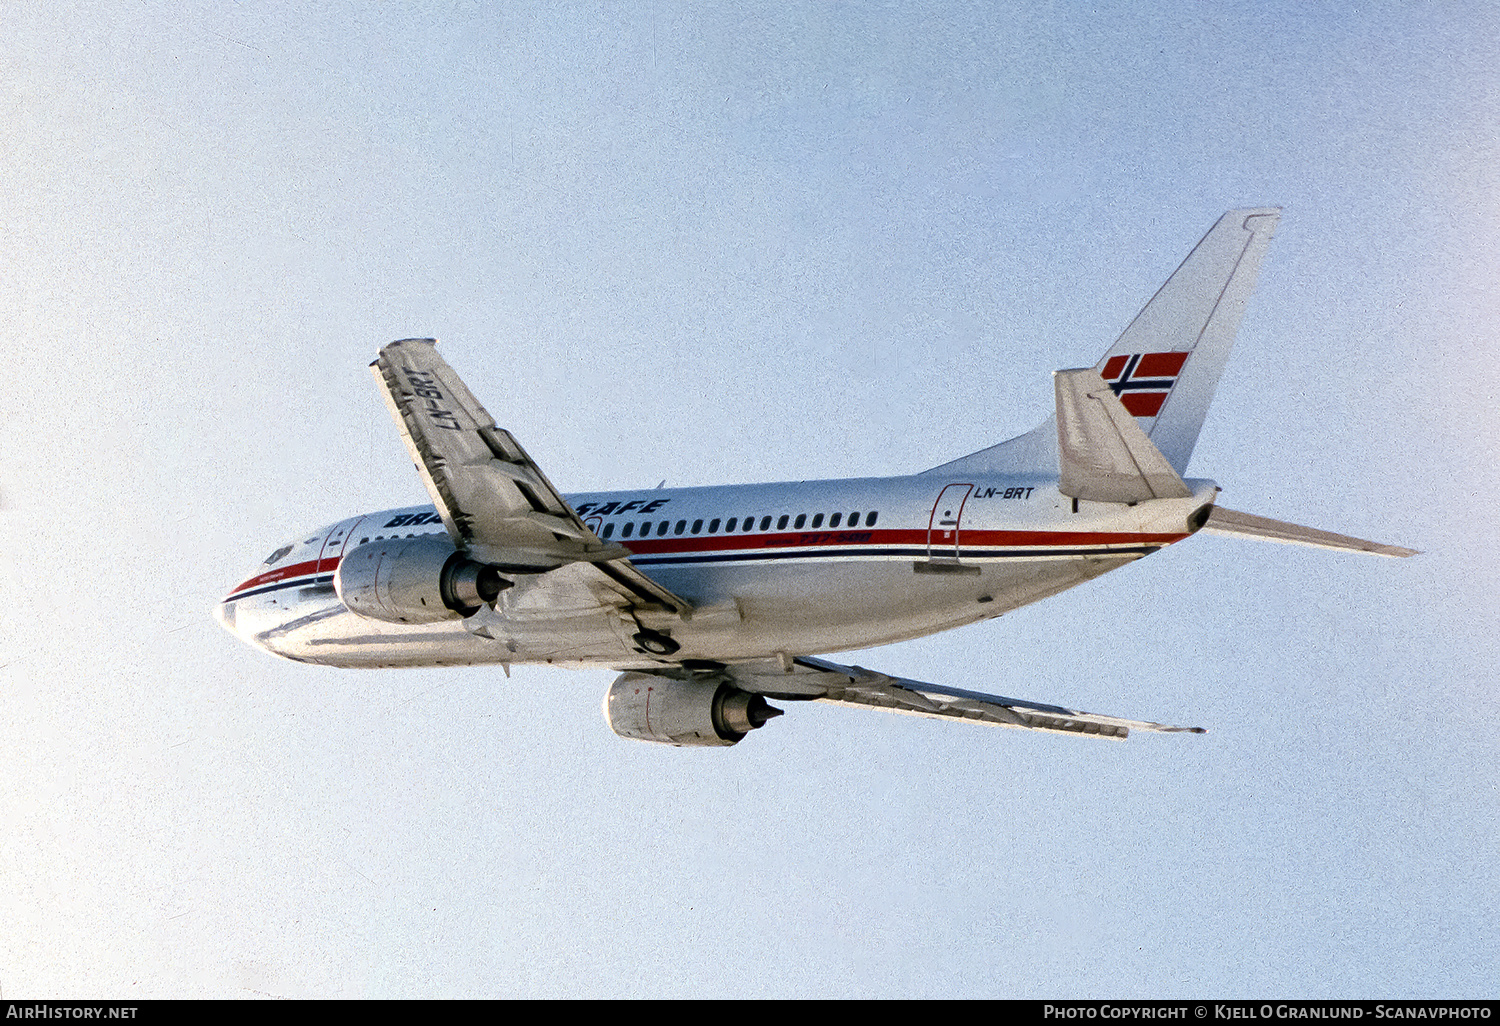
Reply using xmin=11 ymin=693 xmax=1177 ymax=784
xmin=263 ymin=544 xmax=294 ymax=566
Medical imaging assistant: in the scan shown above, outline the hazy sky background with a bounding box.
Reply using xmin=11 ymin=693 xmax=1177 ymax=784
xmin=2 ymin=1 xmax=1496 ymax=998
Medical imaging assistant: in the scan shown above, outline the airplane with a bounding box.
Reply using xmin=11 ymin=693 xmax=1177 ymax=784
xmin=215 ymin=208 xmax=1415 ymax=746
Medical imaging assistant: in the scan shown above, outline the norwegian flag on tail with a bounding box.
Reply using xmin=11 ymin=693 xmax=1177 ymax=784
xmin=1099 ymin=351 xmax=1190 ymax=417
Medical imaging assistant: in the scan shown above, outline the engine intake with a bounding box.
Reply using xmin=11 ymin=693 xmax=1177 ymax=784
xmin=335 ymin=535 xmax=508 ymax=624
xmin=604 ymin=672 xmax=783 ymax=747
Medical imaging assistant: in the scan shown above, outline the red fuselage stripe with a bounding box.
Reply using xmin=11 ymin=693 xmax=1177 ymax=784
xmin=228 ymin=557 xmax=340 ymax=596
xmin=226 ymin=528 xmax=1188 ymax=599
xmin=617 ymin=527 xmax=1187 ymax=555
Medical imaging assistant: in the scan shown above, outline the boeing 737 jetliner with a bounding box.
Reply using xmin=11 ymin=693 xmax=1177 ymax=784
xmin=217 ymin=209 xmax=1414 ymax=745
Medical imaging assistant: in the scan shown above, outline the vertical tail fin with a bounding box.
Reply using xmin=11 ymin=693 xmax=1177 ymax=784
xmin=1094 ymin=208 xmax=1280 ymax=474
xmin=924 ymin=208 xmax=1279 ymax=479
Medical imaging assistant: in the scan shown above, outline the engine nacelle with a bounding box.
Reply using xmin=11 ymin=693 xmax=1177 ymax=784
xmin=604 ymin=672 xmax=783 ymax=747
xmin=334 ymin=535 xmax=507 ymax=624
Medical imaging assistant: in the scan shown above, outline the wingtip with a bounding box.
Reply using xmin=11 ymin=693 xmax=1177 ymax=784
xmin=373 ymin=338 xmax=441 ymax=367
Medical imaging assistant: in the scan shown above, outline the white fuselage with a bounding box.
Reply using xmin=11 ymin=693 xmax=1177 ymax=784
xmin=217 ymin=473 xmax=1218 ymax=670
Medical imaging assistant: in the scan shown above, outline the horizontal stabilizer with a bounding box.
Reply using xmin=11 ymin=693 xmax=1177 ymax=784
xmin=1203 ymin=506 xmax=1417 ymax=558
xmin=1055 ymin=368 xmax=1192 ymax=503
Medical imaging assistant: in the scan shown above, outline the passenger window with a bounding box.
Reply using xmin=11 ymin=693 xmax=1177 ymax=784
xmin=622 ymin=522 xmax=634 ymax=538
xmin=709 ymin=519 xmax=721 ymax=533
xmin=777 ymin=515 xmax=789 ymax=530
xmin=794 ymin=514 xmax=806 ymax=529
xmin=657 ymin=521 xmax=670 ymax=536
xmin=674 ymin=520 xmax=686 ymax=535
xmin=760 ymin=516 xmax=772 ymax=531
xmin=692 ymin=519 xmax=704 ymax=534
xmin=602 ymin=523 xmax=615 ymax=539
xmin=725 ymin=518 xmax=736 ymax=532
xmin=830 ymin=513 xmax=841 ymax=528
xmin=867 ymin=511 xmax=878 ymax=526
xmin=812 ymin=513 xmax=823 ymax=528
xmin=849 ymin=512 xmax=860 ymax=527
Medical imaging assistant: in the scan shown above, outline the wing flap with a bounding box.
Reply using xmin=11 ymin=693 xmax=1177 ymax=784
xmin=370 ymin=338 xmax=692 ymax=617
xmin=372 ymin=341 xmax=584 ymax=562
xmin=727 ymin=655 xmax=1205 ymax=740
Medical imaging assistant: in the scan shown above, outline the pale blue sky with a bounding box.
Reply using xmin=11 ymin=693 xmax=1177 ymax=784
xmin=1 ymin=1 xmax=1496 ymax=997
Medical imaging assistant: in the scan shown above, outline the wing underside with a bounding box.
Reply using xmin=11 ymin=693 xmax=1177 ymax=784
xmin=723 ymin=655 xmax=1204 ymax=740
xmin=369 ymin=338 xmax=691 ymax=620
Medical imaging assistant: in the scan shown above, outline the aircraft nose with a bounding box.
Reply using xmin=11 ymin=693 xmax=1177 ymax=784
xmin=213 ymin=596 xmax=238 ymax=636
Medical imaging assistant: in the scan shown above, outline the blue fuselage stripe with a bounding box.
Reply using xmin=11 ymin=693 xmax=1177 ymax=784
xmin=226 ymin=575 xmax=335 ymax=602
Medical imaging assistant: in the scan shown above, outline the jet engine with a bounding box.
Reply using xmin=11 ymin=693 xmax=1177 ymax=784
xmin=334 ymin=535 xmax=507 ymax=624
xmin=604 ymin=672 xmax=783 ymax=747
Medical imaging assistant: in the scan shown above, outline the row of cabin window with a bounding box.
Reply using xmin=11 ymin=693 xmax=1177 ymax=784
xmin=601 ymin=510 xmax=878 ymax=540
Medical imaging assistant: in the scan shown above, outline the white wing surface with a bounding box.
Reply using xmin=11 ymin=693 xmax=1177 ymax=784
xmin=727 ymin=656 xmax=1205 ymax=740
xmin=370 ymin=338 xmax=691 ymax=616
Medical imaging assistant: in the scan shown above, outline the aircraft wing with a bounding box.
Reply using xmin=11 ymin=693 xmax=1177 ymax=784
xmin=726 ymin=655 xmax=1204 ymax=740
xmin=370 ymin=338 xmax=691 ymax=617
